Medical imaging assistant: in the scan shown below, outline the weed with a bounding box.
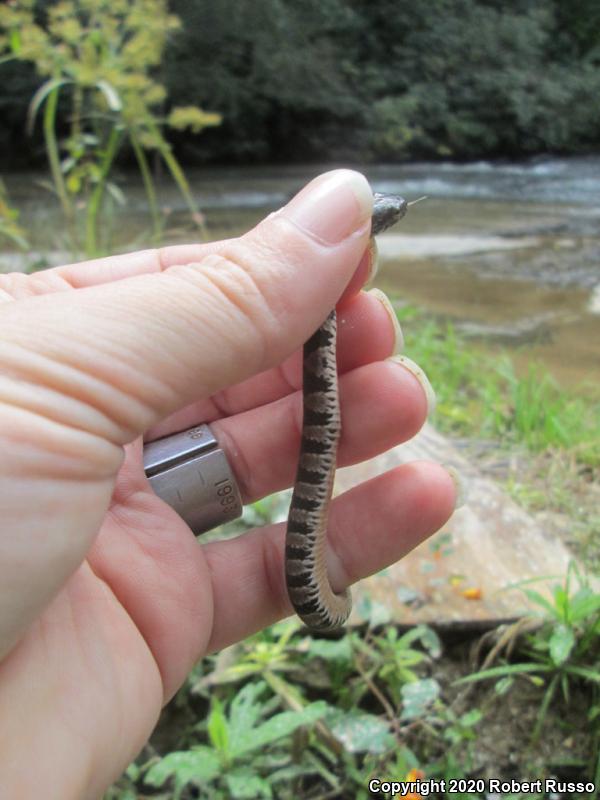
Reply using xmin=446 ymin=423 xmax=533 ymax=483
xmin=397 ymin=306 xmax=600 ymax=467
xmin=0 ymin=0 xmax=220 ymax=256
xmin=142 ymin=681 xmax=328 ymax=799
xmin=457 ymin=563 xmax=600 ymax=755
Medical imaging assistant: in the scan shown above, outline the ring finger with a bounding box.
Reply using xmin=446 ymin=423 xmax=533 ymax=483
xmin=204 ymin=460 xmax=456 ymax=651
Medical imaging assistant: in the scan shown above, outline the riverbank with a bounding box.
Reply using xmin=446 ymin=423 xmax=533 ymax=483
xmin=395 ymin=307 xmax=599 ymax=569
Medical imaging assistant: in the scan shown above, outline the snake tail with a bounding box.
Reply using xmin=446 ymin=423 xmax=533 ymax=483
xmin=285 ymin=308 xmax=350 ymax=631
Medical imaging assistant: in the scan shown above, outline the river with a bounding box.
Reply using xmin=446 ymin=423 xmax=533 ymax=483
xmin=3 ymin=156 xmax=600 ymax=389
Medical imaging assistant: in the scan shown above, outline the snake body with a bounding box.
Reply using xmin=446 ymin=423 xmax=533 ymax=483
xmin=286 ymin=192 xmax=408 ymax=631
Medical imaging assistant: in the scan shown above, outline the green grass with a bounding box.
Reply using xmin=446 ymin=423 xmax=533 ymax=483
xmin=397 ymin=304 xmax=600 ymax=570
xmin=397 ymin=305 xmax=600 ymax=466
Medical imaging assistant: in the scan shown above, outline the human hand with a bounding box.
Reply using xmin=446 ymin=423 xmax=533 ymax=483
xmin=0 ymin=170 xmax=455 ymax=797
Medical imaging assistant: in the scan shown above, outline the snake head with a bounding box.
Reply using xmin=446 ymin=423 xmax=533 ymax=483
xmin=372 ymin=192 xmax=408 ymax=235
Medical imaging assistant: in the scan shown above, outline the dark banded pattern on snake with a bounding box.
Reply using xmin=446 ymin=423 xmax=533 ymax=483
xmin=286 ymin=192 xmax=408 ymax=631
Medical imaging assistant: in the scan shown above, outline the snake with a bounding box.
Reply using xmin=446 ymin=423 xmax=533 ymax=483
xmin=285 ymin=191 xmax=408 ymax=631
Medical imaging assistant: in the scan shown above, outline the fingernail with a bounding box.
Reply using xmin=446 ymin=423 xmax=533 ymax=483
xmin=281 ymin=170 xmax=373 ymax=245
xmin=387 ymin=355 xmax=436 ymax=416
xmin=366 ymin=238 xmax=379 ymax=282
xmin=367 ymin=288 xmax=404 ymax=353
xmin=442 ymin=464 xmax=468 ymax=509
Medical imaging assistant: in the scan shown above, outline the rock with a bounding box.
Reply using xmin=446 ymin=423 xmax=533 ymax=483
xmin=376 ymin=234 xmax=540 ymax=260
xmin=335 ymin=423 xmax=575 ymax=627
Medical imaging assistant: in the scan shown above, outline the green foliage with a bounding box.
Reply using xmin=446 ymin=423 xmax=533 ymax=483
xmin=327 ymin=708 xmax=395 ymax=754
xmin=0 ymin=0 xmax=220 ymax=255
xmin=105 ymin=590 xmax=600 ymax=799
xmin=165 ymin=0 xmax=365 ymax=163
xmin=457 ymin=564 xmax=600 ymax=745
xmin=3 ymin=0 xmax=599 ymax=165
xmin=0 ymin=178 xmax=28 ymax=249
xmin=105 ymin=620 xmax=474 ymax=798
xmin=367 ymin=625 xmax=442 ymax=708
xmin=370 ymin=96 xmax=420 ymax=159
xmin=163 ymin=0 xmax=600 ymax=161
xmin=144 ymin=682 xmax=328 ymax=799
xmin=135 ymin=621 xmax=422 ymax=799
xmin=398 ymin=307 xmax=600 ymax=466
xmin=398 ymin=305 xmax=599 ymax=569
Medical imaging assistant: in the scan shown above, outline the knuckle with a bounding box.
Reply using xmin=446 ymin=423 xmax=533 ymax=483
xmin=186 ymin=246 xmax=284 ymax=369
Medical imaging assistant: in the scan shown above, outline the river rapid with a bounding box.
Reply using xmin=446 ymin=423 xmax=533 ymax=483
xmin=3 ymin=156 xmax=600 ymax=389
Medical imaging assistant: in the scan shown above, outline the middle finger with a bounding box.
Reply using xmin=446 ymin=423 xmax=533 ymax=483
xmin=211 ymin=355 xmax=432 ymax=502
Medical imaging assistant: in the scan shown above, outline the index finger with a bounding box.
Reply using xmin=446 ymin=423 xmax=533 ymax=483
xmin=46 ymin=212 xmax=371 ymax=297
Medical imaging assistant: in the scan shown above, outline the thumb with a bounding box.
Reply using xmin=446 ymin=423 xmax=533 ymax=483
xmin=2 ymin=169 xmax=373 ymax=450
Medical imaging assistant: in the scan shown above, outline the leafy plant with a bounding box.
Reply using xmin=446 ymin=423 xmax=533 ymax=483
xmin=457 ymin=563 xmax=600 ymax=743
xmin=344 ymin=622 xmax=442 ymax=714
xmin=143 ymin=681 xmax=328 ymax=799
xmin=3 ymin=0 xmax=600 ymax=164
xmin=0 ymin=0 xmax=221 ymax=256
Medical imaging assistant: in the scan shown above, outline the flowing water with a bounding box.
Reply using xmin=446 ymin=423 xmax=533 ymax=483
xmin=3 ymin=156 xmax=600 ymax=388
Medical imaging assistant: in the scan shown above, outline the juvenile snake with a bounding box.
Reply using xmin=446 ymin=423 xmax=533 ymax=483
xmin=286 ymin=192 xmax=408 ymax=631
